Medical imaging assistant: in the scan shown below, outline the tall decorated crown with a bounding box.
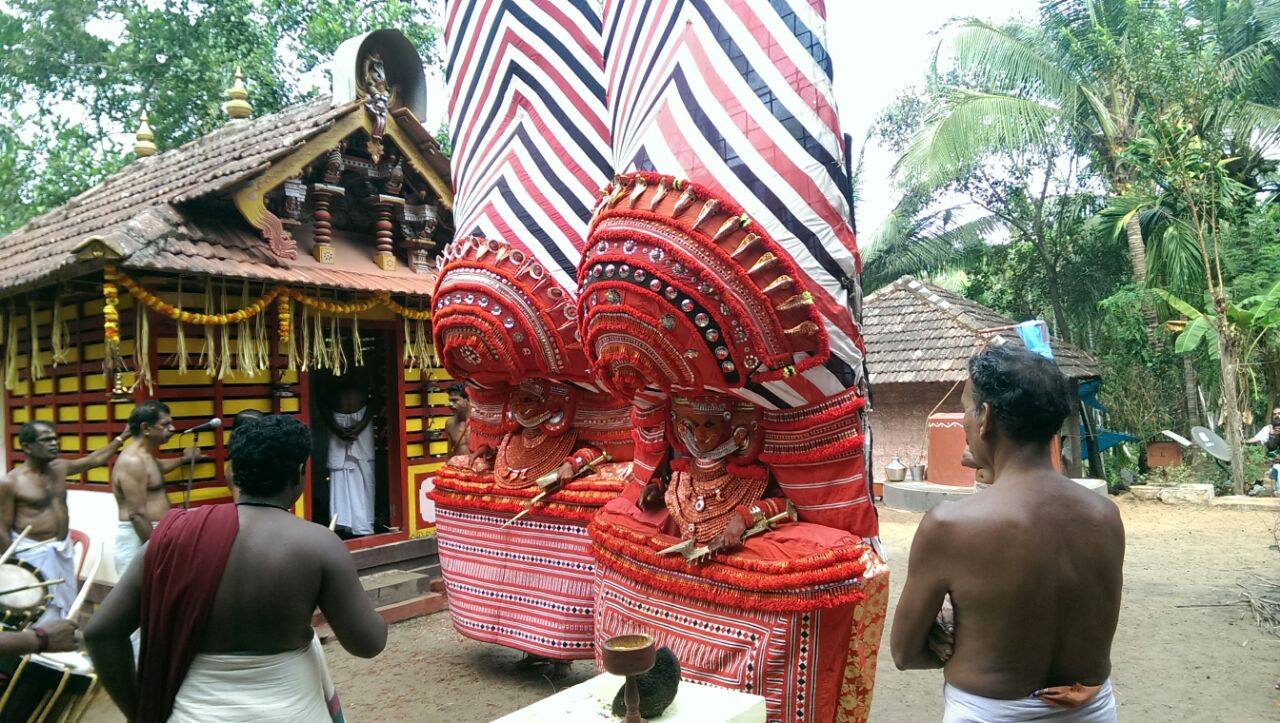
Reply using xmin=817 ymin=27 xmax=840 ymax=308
xmin=432 ymin=235 xmax=588 ymax=385
xmin=579 ymin=172 xmax=829 ymax=397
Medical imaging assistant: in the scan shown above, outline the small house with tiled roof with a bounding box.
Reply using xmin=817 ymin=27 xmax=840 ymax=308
xmin=0 ymin=30 xmax=456 ymax=581
xmin=862 ymin=275 xmax=1102 ymax=485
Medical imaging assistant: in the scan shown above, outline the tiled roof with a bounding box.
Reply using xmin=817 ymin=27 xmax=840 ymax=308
xmin=863 ymin=275 xmax=1101 ymax=384
xmin=0 ymin=96 xmax=441 ymax=297
xmin=126 ymin=215 xmax=437 ymax=294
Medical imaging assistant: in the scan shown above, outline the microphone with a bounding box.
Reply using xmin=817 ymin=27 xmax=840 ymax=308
xmin=182 ymin=417 xmax=222 ymax=435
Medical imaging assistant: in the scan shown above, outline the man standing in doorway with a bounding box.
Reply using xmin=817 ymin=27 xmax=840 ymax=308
xmin=891 ymin=345 xmax=1125 ymax=722
xmin=445 ymin=383 xmax=470 ymax=455
xmin=0 ymin=421 xmax=130 ymax=622
xmin=322 ymin=375 xmax=377 ymax=536
xmin=111 ymin=400 xmax=202 ymax=575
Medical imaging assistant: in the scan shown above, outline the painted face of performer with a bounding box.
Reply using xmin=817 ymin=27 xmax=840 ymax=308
xmin=510 ymin=388 xmax=554 ymax=429
xmin=673 ymin=399 xmax=746 ymax=462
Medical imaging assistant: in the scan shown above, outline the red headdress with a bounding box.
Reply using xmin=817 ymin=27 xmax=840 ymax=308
xmin=578 ymin=172 xmax=829 ymax=398
xmin=433 ymin=235 xmax=589 ymax=385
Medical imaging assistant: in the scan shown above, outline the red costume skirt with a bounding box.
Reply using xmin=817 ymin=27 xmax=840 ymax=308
xmin=589 ymin=496 xmax=889 ymax=722
xmin=428 ymin=460 xmax=628 ymax=660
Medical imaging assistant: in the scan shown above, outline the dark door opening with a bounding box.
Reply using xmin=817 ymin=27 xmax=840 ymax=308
xmin=307 ymin=325 xmax=397 ymax=538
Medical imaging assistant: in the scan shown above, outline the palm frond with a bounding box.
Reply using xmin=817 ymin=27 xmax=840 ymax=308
xmin=861 ymin=202 xmax=1000 ymax=291
xmin=948 ymin=19 xmax=1079 ymax=104
xmin=895 ymin=89 xmax=1060 ymax=188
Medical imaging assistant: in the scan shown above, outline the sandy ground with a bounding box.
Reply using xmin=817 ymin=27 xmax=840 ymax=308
xmin=83 ymin=497 xmax=1279 ymax=722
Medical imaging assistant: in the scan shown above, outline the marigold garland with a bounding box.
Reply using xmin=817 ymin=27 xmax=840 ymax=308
xmin=106 ymin=268 xmax=432 ymax=328
xmin=102 ymin=266 xmax=120 ymax=344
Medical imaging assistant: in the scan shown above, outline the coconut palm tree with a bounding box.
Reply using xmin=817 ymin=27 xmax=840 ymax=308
xmin=897 ymin=0 xmax=1280 ymax=291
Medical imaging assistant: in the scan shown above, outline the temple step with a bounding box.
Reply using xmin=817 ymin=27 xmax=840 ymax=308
xmin=313 ymin=574 xmax=449 ymax=637
xmin=360 ymin=568 xmax=431 ymax=608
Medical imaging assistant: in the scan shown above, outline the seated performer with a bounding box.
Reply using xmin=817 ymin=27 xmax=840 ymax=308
xmin=891 ymin=346 xmax=1123 ymax=722
xmin=0 ymin=421 xmax=129 ymax=623
xmin=86 ymin=415 xmax=386 ymax=723
xmin=579 ymin=170 xmax=886 ymax=722
xmin=112 ymin=400 xmax=202 ymax=576
xmin=427 ymin=236 xmax=633 ymax=665
xmin=468 ymin=378 xmax=608 ymax=491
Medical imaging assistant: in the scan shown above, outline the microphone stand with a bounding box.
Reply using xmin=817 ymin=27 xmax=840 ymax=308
xmin=181 ymin=429 xmax=195 ymax=510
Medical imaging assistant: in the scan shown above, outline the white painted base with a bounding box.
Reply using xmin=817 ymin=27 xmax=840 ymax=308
xmin=492 ymin=673 xmax=767 ymax=723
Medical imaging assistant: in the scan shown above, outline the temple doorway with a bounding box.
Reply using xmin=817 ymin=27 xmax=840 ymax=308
xmin=307 ymin=324 xmax=398 ymax=538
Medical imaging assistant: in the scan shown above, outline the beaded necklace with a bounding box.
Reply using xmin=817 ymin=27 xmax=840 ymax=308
xmin=666 ymin=459 xmax=767 ymax=544
xmin=494 ymin=427 xmax=577 ymax=489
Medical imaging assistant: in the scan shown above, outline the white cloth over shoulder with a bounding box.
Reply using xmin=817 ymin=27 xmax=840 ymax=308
xmin=11 ymin=533 xmax=76 ymax=624
xmin=328 ymin=407 xmax=375 ymax=535
xmin=943 ymin=680 xmax=1116 ymax=722
xmin=169 ymin=635 xmax=340 ymax=723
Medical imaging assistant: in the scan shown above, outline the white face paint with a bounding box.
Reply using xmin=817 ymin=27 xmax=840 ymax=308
xmin=678 ymin=426 xmax=740 ymax=463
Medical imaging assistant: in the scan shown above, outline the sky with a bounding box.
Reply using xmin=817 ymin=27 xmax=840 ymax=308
xmin=825 ymin=1 xmax=1040 ymax=240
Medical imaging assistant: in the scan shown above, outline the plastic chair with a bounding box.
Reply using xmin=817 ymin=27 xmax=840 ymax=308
xmin=68 ymin=529 xmax=89 ymax=580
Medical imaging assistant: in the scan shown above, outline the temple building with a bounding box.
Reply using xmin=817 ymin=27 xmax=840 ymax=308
xmin=0 ymin=30 xmax=452 ymax=586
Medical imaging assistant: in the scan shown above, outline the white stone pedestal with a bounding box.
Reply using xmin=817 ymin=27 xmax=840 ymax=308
xmin=492 ymin=673 xmax=767 ymax=723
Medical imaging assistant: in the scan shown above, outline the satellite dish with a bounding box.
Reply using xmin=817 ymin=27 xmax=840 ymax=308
xmin=1190 ymin=426 xmax=1231 ymax=461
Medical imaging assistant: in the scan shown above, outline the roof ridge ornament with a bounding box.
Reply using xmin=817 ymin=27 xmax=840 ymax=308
xmin=133 ymin=110 xmax=157 ymax=158
xmin=223 ymin=66 xmax=252 ymax=121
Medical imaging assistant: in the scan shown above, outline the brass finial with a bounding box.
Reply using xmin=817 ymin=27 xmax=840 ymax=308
xmin=133 ymin=110 xmax=156 ymax=158
xmin=222 ymin=66 xmax=252 ymax=120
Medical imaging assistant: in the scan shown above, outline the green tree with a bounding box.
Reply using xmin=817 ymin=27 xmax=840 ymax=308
xmin=0 ymin=0 xmax=442 ymax=234
xmin=897 ymin=0 xmax=1280 ymax=313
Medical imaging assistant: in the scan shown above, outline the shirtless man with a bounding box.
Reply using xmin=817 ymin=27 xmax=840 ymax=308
xmin=0 ymin=421 xmax=129 ymax=621
xmin=86 ymin=414 xmax=385 ymax=721
xmin=891 ymin=345 xmax=1124 ymax=722
xmin=444 ymin=384 xmax=470 ymax=455
xmin=111 ymin=400 xmax=201 ymax=575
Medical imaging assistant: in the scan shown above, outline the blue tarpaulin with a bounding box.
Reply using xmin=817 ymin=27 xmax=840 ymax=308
xmin=1078 ymin=378 xmax=1105 ymax=412
xmin=1082 ymin=426 xmax=1138 ymax=457
xmin=1016 ymin=320 xmax=1053 ymax=360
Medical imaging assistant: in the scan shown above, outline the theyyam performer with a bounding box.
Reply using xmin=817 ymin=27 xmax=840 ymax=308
xmin=426 ymin=0 xmax=631 ymax=664
xmin=580 ymin=1 xmax=889 ymax=720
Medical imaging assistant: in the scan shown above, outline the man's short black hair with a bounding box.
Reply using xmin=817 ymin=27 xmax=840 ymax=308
xmin=128 ymin=400 xmax=171 ymax=435
xmin=448 ymin=383 xmax=467 ymax=397
xmin=968 ymin=344 xmax=1072 ymax=443
xmin=17 ymin=421 xmax=54 ymax=446
xmin=227 ymin=414 xmax=311 ymax=496
xmin=231 ymin=409 xmax=265 ymax=437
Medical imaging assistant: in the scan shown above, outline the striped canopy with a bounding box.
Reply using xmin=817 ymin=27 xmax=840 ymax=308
xmin=445 ymin=0 xmax=611 ymax=292
xmin=597 ymin=0 xmax=864 ymax=408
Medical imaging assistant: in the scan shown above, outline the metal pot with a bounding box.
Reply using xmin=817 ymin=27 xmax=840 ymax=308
xmin=908 ymin=464 xmax=927 ymax=482
xmin=885 ymin=456 xmax=908 ymax=483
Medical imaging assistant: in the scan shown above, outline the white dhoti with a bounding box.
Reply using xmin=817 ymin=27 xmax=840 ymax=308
xmin=114 ymin=520 xmax=155 ymax=577
xmin=328 ymin=408 xmax=375 ymax=535
xmin=169 ymin=635 xmax=341 ymax=723
xmin=11 ymin=533 xmax=77 ymax=625
xmin=944 ymin=680 xmax=1117 ymax=722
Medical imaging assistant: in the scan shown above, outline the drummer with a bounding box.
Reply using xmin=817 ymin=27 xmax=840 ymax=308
xmin=0 ymin=618 xmax=77 ymax=658
xmin=0 ymin=422 xmax=129 ymax=623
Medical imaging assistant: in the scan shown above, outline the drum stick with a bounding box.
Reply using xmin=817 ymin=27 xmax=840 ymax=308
xmin=66 ymin=542 xmax=102 ymax=621
xmin=0 ymin=525 xmax=33 ymax=567
xmin=329 ymin=514 xmax=339 ymax=532
xmin=0 ymin=578 xmax=65 ymax=597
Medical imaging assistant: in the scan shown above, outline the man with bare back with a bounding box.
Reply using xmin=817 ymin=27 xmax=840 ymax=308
xmin=892 ymin=345 xmax=1125 ymax=721
xmin=111 ymin=400 xmax=201 ymax=575
xmin=0 ymin=420 xmax=129 ymax=622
